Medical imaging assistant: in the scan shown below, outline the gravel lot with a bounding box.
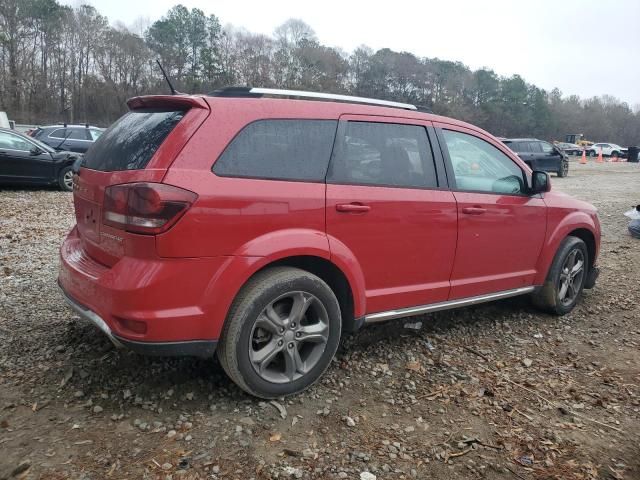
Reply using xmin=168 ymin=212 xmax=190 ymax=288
xmin=1 ymin=160 xmax=639 ymax=480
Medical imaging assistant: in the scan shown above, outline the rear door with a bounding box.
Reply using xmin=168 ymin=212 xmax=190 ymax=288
xmin=326 ymin=116 xmax=457 ymax=314
xmin=73 ymin=96 xmax=210 ymax=266
xmin=436 ymin=124 xmax=547 ymax=299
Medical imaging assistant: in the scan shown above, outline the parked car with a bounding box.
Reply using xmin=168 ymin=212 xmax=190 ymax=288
xmin=502 ymin=138 xmax=569 ymax=177
xmin=31 ymin=124 xmax=104 ymax=154
xmin=0 ymin=128 xmax=80 ymax=191
xmin=586 ymin=143 xmax=626 ymax=158
xmin=58 ymin=88 xmax=601 ymax=398
xmin=555 ymin=142 xmax=582 ymax=156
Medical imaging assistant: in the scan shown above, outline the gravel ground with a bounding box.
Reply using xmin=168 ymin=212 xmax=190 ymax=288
xmin=1 ymin=160 xmax=639 ymax=480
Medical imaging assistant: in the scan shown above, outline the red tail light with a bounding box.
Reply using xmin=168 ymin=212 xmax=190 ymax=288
xmin=103 ymin=183 xmax=197 ymax=235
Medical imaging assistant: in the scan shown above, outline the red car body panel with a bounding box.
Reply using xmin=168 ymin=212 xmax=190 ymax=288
xmin=58 ymin=94 xmax=601 ymax=350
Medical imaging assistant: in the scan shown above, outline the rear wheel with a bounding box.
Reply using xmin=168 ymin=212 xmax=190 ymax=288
xmin=217 ymin=267 xmax=341 ymax=398
xmin=611 ymin=151 xmax=619 ymax=160
xmin=58 ymin=166 xmax=74 ymax=191
xmin=532 ymin=236 xmax=588 ymax=315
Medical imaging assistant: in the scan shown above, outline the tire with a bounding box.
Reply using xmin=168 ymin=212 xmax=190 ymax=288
xmin=532 ymin=236 xmax=589 ymax=315
xmin=589 ymin=150 xmax=595 ymax=157
xmin=58 ymin=166 xmax=74 ymax=191
xmin=611 ymin=151 xmax=619 ymax=160
xmin=557 ymin=160 xmax=569 ymax=177
xmin=217 ymin=267 xmax=342 ymax=398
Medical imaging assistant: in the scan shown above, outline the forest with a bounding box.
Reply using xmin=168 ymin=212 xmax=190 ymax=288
xmin=1 ymin=0 xmax=639 ymax=144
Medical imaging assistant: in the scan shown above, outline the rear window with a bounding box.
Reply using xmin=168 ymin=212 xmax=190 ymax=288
xmin=213 ymin=120 xmax=338 ymax=182
xmin=505 ymin=141 xmax=529 ymax=153
xmin=83 ymin=109 xmax=184 ymax=171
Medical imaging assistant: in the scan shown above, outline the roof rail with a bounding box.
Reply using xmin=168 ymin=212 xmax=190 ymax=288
xmin=209 ymin=87 xmax=418 ymax=111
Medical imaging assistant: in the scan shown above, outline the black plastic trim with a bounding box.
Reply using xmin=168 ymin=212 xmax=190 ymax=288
xmin=113 ymin=335 xmax=218 ymax=358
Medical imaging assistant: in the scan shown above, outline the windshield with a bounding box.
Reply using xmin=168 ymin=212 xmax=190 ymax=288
xmin=29 ymin=136 xmax=56 ymax=153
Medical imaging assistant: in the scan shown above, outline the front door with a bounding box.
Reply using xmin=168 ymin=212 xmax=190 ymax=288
xmin=326 ymin=116 xmax=458 ymax=314
xmin=436 ymin=125 xmax=547 ymax=299
xmin=0 ymin=130 xmax=53 ymax=183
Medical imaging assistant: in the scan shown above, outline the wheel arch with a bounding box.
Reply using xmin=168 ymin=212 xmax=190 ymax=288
xmin=534 ymin=215 xmax=599 ymax=285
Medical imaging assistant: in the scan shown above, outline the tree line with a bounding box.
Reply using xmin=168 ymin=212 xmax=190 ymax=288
xmin=1 ymin=0 xmax=639 ymax=145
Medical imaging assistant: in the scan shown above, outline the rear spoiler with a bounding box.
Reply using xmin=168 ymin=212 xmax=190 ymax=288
xmin=126 ymin=95 xmax=209 ymax=110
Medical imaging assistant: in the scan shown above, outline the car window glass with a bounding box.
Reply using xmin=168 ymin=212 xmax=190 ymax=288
xmin=49 ymin=128 xmax=67 ymax=139
xmin=442 ymin=129 xmax=525 ymax=195
xmin=540 ymin=142 xmax=554 ymax=154
xmin=66 ymin=129 xmax=86 ymax=140
xmin=213 ymin=119 xmax=337 ymax=182
xmin=528 ymin=142 xmax=543 ymax=153
xmin=89 ymin=129 xmax=103 ymax=141
xmin=0 ymin=131 xmax=33 ymax=151
xmin=328 ymin=121 xmax=437 ymax=189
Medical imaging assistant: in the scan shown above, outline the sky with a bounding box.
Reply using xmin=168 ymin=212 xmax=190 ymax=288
xmin=63 ymin=0 xmax=640 ymax=105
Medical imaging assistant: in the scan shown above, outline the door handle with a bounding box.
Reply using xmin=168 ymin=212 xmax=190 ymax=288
xmin=336 ymin=203 xmax=371 ymax=213
xmin=462 ymin=206 xmax=486 ymax=215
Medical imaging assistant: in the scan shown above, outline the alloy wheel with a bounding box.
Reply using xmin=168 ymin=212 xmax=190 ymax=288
xmin=63 ymin=170 xmax=74 ymax=190
xmin=249 ymin=291 xmax=329 ymax=384
xmin=558 ymin=249 xmax=585 ymax=306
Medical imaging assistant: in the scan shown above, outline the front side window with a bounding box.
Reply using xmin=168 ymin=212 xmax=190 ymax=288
xmin=540 ymin=142 xmax=554 ymax=154
xmin=528 ymin=142 xmax=543 ymax=153
xmin=213 ymin=120 xmax=337 ymax=182
xmin=327 ymin=121 xmax=437 ymax=189
xmin=0 ymin=131 xmax=33 ymax=151
xmin=442 ymin=129 xmax=526 ymax=195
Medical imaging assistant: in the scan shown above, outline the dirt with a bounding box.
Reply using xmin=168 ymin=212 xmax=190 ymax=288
xmin=1 ymin=159 xmax=639 ymax=480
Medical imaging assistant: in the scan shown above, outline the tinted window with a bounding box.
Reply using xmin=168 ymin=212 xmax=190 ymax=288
xmin=49 ymin=128 xmax=66 ymax=139
xmin=540 ymin=142 xmax=554 ymax=153
xmin=328 ymin=122 xmax=437 ymax=188
xmin=68 ymin=128 xmax=88 ymax=140
xmin=528 ymin=142 xmax=543 ymax=153
xmin=442 ymin=130 xmax=525 ymax=195
xmin=83 ymin=109 xmax=184 ymax=171
xmin=213 ymin=120 xmax=337 ymax=182
xmin=0 ymin=131 xmax=32 ymax=151
xmin=506 ymin=141 xmax=529 ymax=153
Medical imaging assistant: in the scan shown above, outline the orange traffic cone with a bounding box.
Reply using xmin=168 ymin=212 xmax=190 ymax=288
xmin=580 ymin=150 xmax=587 ymax=164
xmin=597 ymin=148 xmax=604 ymax=163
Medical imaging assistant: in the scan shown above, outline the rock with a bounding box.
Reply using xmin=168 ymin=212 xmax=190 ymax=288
xmin=360 ymin=472 xmax=376 ymax=480
xmin=161 ymin=462 xmax=172 ymax=470
xmin=522 ymin=358 xmax=533 ymax=368
xmin=93 ymin=405 xmax=103 ymax=414
xmin=345 ymin=416 xmax=356 ymax=427
xmin=167 ymin=430 xmax=177 ymax=438
xmin=239 ymin=417 xmax=255 ymax=426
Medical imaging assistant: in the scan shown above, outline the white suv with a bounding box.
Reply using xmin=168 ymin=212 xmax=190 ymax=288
xmin=588 ymin=143 xmax=626 ymax=158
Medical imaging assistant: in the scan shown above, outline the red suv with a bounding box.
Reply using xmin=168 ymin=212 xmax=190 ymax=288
xmin=59 ymin=88 xmax=601 ymax=398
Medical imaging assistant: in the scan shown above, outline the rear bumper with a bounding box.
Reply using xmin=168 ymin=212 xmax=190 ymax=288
xmin=58 ymin=227 xmax=227 ymax=356
xmin=61 ymin=287 xmax=217 ymax=357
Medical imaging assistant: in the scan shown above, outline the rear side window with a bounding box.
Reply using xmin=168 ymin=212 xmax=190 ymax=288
xmin=213 ymin=120 xmax=337 ymax=182
xmin=327 ymin=122 xmax=437 ymax=189
xmin=83 ymin=109 xmax=184 ymax=171
xmin=506 ymin=141 xmax=529 ymax=153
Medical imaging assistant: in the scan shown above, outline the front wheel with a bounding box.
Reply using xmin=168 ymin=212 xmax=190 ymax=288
xmin=217 ymin=267 xmax=341 ymax=398
xmin=58 ymin=166 xmax=74 ymax=191
xmin=532 ymin=236 xmax=588 ymax=315
xmin=558 ymin=160 xmax=569 ymax=177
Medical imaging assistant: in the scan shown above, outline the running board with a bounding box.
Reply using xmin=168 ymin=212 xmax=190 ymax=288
xmin=364 ymin=287 xmax=535 ymax=324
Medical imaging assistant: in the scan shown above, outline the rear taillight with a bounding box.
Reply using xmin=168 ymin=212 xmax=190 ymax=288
xmin=103 ymin=183 xmax=197 ymax=235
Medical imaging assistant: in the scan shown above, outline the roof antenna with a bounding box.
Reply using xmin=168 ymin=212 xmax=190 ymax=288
xmin=156 ymin=59 xmax=180 ymax=95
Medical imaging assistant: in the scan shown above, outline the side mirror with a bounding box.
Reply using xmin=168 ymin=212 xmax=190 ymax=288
xmin=530 ymin=170 xmax=551 ymax=194
xmin=30 ymin=146 xmax=42 ymax=156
